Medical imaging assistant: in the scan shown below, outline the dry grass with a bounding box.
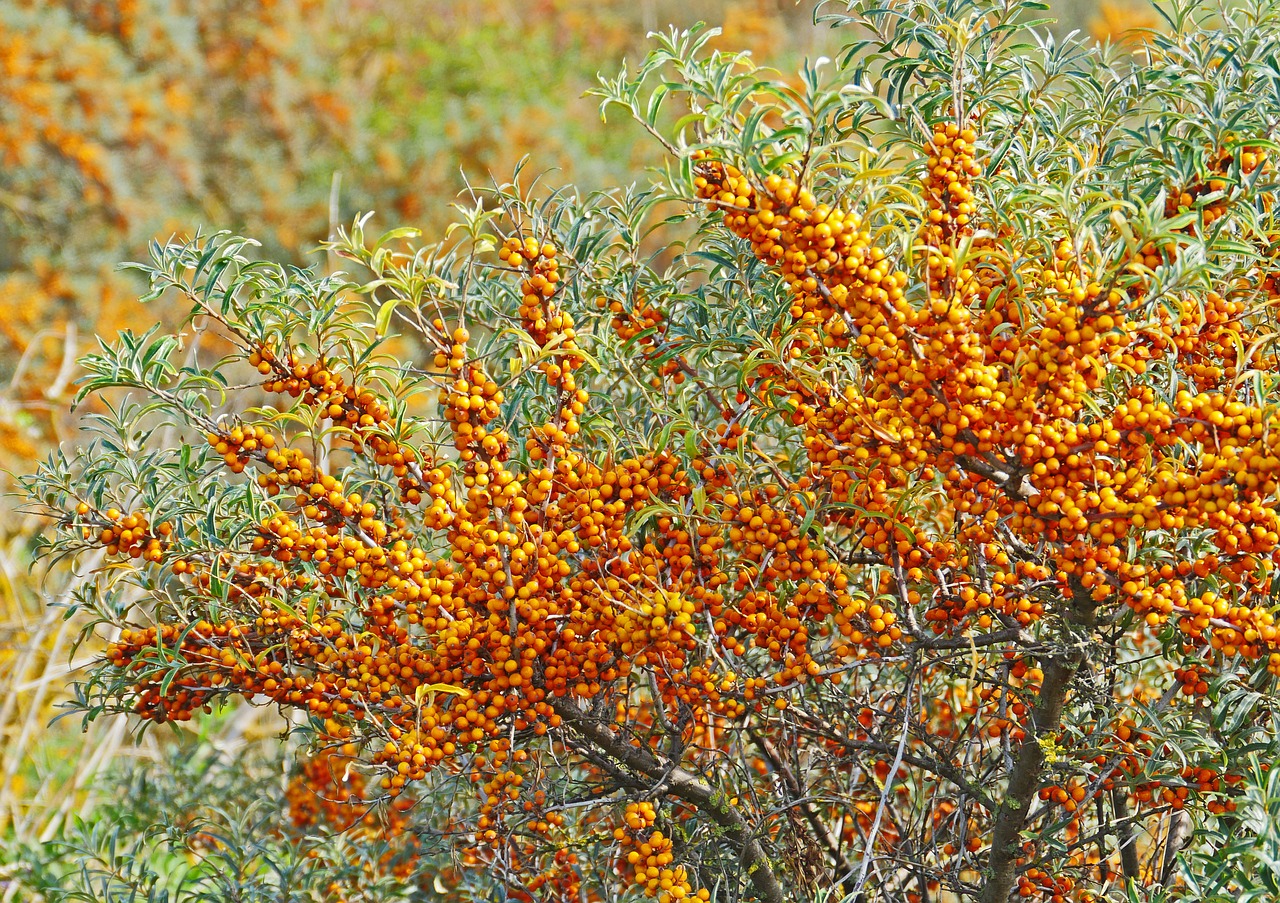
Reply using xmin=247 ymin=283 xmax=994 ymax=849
xmin=0 ymin=530 xmax=125 ymax=847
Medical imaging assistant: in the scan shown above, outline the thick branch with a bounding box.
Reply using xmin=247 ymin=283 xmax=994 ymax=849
xmin=1110 ymin=787 xmax=1141 ymax=883
xmin=955 ymin=454 xmax=1030 ymax=500
xmin=978 ymin=654 xmax=1080 ymax=903
xmin=1159 ymin=811 xmax=1191 ymax=886
xmin=548 ymin=696 xmax=787 ymax=903
xmin=917 ymin=627 xmax=1033 ymax=652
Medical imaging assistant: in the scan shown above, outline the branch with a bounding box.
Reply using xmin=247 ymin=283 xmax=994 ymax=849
xmin=849 ymin=680 xmax=914 ymax=897
xmin=1159 ymin=809 xmax=1191 ymax=886
xmin=1110 ymin=788 xmax=1141 ymax=883
xmin=978 ymin=652 xmax=1081 ymax=903
xmin=547 ymin=696 xmax=788 ymax=903
xmin=748 ymin=727 xmax=857 ymax=891
xmin=955 ymin=454 xmax=1030 ymax=501
xmin=785 ymin=700 xmax=997 ymax=810
xmin=917 ymin=627 xmax=1033 ymax=651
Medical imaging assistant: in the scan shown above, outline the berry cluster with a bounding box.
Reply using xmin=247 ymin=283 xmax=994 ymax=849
xmin=79 ymin=504 xmax=170 ymax=561
xmin=251 ymin=348 xmax=426 ymax=501
xmin=601 ymin=292 xmax=690 ymax=387
xmin=615 ymin=801 xmax=706 ymax=903
xmin=284 ymin=746 xmax=421 ymax=885
xmin=1165 ymin=135 xmax=1269 ymax=231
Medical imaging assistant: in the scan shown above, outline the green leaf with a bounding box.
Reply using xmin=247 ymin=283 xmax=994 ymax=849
xmin=375 ymin=298 xmax=401 ymax=337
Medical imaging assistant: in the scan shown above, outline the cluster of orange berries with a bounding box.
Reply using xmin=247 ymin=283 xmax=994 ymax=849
xmin=78 ymin=504 xmax=170 ymax=561
xmin=470 ymin=750 xmax=565 ymax=837
xmin=1173 ymin=664 xmax=1211 ymax=697
xmin=437 ymin=808 xmax=586 ymax=903
xmin=1090 ymin=717 xmax=1147 ymax=786
xmin=1016 ymin=868 xmax=1075 ymax=901
xmin=288 ymin=746 xmax=385 ymax=832
xmin=1165 ymin=136 xmax=1268 ymax=230
xmin=1162 ymin=290 xmax=1250 ymax=390
xmin=109 ymin=619 xmax=258 ymax=721
xmin=692 ymin=152 xmax=910 ymax=360
xmin=976 ymin=684 xmax=1032 ymax=743
xmin=254 ymin=444 xmax=315 ymax=497
xmin=613 ymin=588 xmax=697 ymax=663
xmin=917 ymin=551 xmax=1046 ymax=631
xmin=920 ymin=124 xmax=981 ymax=302
xmin=1037 ymin=780 xmax=1090 ymax=813
xmin=521 ymin=847 xmax=589 ymax=900
xmin=252 ymin=510 xmax=375 ymax=577
xmin=1033 ymin=709 xmax=1249 ymax=822
xmin=1059 ymin=704 xmax=1209 ymax=816
xmin=502 ymin=237 xmax=580 ymax=364
xmin=472 ymin=760 xmax=526 ymax=836
xmin=424 ymin=319 xmax=471 ymax=373
xmin=208 ymin=422 xmax=409 ymax=547
xmin=600 ymin=292 xmax=688 ymax=387
xmin=172 ymin=552 xmax=295 ymax=603
xmin=693 ymin=144 xmax=988 ymax=580
xmin=250 ymin=347 xmax=426 ymax=500
xmin=1130 ymin=762 xmax=1243 ymax=813
xmin=442 ymin=363 xmax=507 ymax=459
xmin=284 ymin=746 xmax=421 ymax=882
xmin=615 ymin=801 xmax=705 ymax=903
xmin=208 ymin=423 xmax=275 ymax=474
xmin=710 ymin=489 xmax=896 ymax=665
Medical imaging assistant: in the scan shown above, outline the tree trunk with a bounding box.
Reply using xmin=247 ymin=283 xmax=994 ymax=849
xmin=979 ymin=654 xmax=1080 ymax=903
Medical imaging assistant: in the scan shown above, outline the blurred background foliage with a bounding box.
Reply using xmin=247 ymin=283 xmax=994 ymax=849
xmin=0 ymin=0 xmax=1149 ymax=898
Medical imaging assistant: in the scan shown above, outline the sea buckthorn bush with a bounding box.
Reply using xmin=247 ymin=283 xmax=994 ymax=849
xmin=22 ymin=0 xmax=1280 ymax=900
xmin=0 ymin=0 xmax=819 ymax=873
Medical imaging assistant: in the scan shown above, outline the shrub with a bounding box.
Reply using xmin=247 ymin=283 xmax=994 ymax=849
xmin=22 ymin=0 xmax=1280 ymax=900
xmin=2 ymin=728 xmax=431 ymax=902
xmin=0 ymin=0 xmax=811 ymax=864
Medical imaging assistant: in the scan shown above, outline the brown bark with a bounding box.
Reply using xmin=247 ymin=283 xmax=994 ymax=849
xmin=978 ymin=654 xmax=1081 ymax=903
xmin=1159 ymin=810 xmax=1192 ymax=886
xmin=1111 ymin=787 xmax=1141 ymax=883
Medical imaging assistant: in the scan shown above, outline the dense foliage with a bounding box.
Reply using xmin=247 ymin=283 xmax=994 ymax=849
xmin=21 ymin=0 xmax=1280 ymax=900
